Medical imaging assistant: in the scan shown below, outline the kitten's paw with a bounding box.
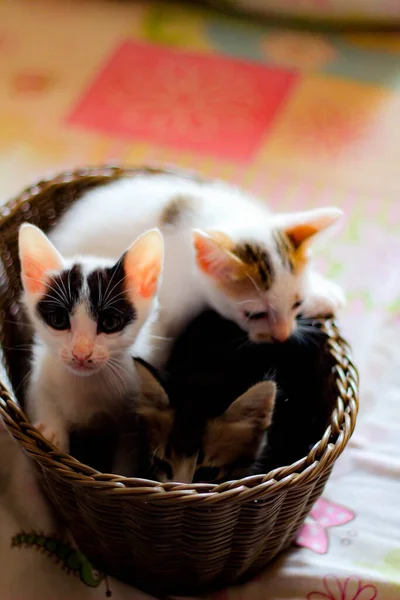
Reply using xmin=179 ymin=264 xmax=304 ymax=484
xmin=303 ymin=279 xmax=346 ymax=318
xmin=35 ymin=422 xmax=68 ymax=452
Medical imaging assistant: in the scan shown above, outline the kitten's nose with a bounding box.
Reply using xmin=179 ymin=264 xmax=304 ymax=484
xmin=270 ymin=320 xmax=292 ymax=343
xmin=72 ymin=349 xmax=92 ymax=363
xmin=72 ymin=335 xmax=94 ymax=362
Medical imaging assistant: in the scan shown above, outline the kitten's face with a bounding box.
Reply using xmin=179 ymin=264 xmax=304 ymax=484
xmin=193 ymin=208 xmax=341 ymax=343
xmin=134 ymin=361 xmax=276 ymax=483
xmin=19 ymin=224 xmax=163 ymax=376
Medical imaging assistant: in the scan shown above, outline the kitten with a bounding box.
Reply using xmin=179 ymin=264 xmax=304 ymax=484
xmin=50 ymin=172 xmax=345 ymax=366
xmin=130 ymin=358 xmax=276 ymax=483
xmin=164 ymin=309 xmax=338 ymax=473
xmin=19 ymin=223 xmax=164 ymax=453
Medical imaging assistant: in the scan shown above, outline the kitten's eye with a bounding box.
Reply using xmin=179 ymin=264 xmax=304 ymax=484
xmin=244 ymin=311 xmax=268 ymax=321
xmin=292 ymin=300 xmax=303 ymax=310
xmin=99 ymin=313 xmax=123 ymax=334
xmin=194 ymin=466 xmax=221 ymax=482
xmin=153 ymin=457 xmax=173 ymax=480
xmin=47 ymin=310 xmax=70 ymax=331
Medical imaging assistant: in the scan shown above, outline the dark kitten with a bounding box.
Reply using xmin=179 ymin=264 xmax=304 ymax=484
xmin=132 ymin=358 xmax=276 ymax=483
xmin=154 ymin=310 xmax=336 ymax=478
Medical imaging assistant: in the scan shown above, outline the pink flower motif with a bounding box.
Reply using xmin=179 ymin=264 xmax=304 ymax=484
xmin=307 ymin=575 xmax=378 ymax=600
xmin=296 ymin=498 xmax=355 ymax=554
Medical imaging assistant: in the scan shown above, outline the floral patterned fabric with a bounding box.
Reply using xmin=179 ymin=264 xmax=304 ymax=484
xmin=0 ymin=1 xmax=400 ymax=599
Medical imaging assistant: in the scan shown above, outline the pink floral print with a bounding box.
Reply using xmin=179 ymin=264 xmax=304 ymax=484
xmin=307 ymin=575 xmax=378 ymax=600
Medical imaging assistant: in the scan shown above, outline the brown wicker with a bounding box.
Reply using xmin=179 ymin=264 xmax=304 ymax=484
xmin=0 ymin=165 xmax=359 ymax=597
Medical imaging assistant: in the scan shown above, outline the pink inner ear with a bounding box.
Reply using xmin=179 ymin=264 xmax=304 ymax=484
xmin=285 ymin=223 xmax=319 ymax=248
xmin=193 ymin=234 xmax=236 ymax=280
xmin=128 ymin=260 xmax=161 ymax=299
xmin=193 ymin=235 xmax=216 ymax=275
xmin=21 ymin=257 xmax=50 ymax=295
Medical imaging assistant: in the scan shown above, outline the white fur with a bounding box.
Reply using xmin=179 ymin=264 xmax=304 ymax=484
xmin=22 ymin=248 xmax=159 ymax=453
xmin=51 ymin=173 xmax=344 ymax=366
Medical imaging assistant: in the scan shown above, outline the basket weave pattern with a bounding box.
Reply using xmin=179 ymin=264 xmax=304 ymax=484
xmin=0 ymin=166 xmax=359 ymax=596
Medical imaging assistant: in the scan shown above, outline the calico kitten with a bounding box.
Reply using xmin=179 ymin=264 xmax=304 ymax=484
xmin=130 ymin=358 xmax=276 ymax=483
xmin=19 ymin=223 xmax=164 ymax=453
xmin=50 ymin=173 xmax=345 ymax=367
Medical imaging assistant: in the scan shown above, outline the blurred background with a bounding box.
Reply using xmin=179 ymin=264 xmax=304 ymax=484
xmin=0 ymin=0 xmax=399 ymax=366
xmin=1 ymin=3 xmax=400 ymax=598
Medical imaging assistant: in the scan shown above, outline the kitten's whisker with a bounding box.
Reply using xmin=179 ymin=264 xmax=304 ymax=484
xmin=2 ymin=345 xmax=32 ymax=352
xmin=106 ymin=362 xmax=125 ymax=398
xmin=151 ymin=335 xmax=173 ymax=341
xmin=102 ymin=265 xmax=125 ymax=308
xmin=3 ymin=319 xmax=32 ymax=329
xmin=14 ymin=367 xmax=33 ymax=395
xmin=67 ymin=269 xmax=72 ymax=305
xmin=108 ymin=358 xmax=132 ymax=381
xmin=102 ymin=290 xmax=129 ymax=312
xmin=25 ymin=277 xmax=67 ymax=307
xmin=102 ymin=304 xmax=124 ymax=315
xmin=38 ymin=299 xmax=67 ymax=308
xmin=236 ymin=338 xmax=251 ymax=352
xmin=97 ymin=271 xmax=102 ymax=307
xmin=102 ymin=297 xmax=126 ymax=312
xmin=55 ymin=276 xmax=70 ymax=308
xmin=245 ymin=272 xmax=261 ymax=293
xmin=103 ymin=275 xmax=127 ymax=306
xmin=103 ymin=289 xmax=127 ymax=303
xmin=234 ymin=299 xmax=258 ymax=306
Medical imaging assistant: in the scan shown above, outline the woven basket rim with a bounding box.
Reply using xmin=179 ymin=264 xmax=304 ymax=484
xmin=0 ymin=164 xmax=359 ymax=504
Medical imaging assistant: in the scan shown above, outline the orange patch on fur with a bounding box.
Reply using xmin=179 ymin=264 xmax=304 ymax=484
xmin=293 ymin=245 xmax=310 ymax=271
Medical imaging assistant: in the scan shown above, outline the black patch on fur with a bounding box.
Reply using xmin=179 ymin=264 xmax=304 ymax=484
xmin=37 ymin=264 xmax=83 ymax=322
xmin=86 ymin=257 xmax=136 ymax=331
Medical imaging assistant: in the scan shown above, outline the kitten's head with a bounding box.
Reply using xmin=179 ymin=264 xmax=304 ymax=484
xmin=192 ymin=207 xmax=341 ymax=343
xmin=19 ymin=224 xmax=163 ymax=376
xmin=135 ymin=360 xmax=276 ymax=484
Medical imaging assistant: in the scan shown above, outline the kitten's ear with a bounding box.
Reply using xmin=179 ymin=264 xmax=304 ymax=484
xmin=192 ymin=229 xmax=245 ymax=282
xmin=223 ymin=381 xmax=276 ymax=429
xmin=282 ymin=207 xmax=342 ymax=249
xmin=123 ymin=229 xmax=164 ymax=301
xmin=19 ymin=224 xmax=64 ymax=295
xmin=134 ymin=359 xmax=169 ymax=413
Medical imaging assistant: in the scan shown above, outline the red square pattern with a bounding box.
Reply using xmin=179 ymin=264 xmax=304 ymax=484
xmin=67 ymin=41 xmax=298 ymax=162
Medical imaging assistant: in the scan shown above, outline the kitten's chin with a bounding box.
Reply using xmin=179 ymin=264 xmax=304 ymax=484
xmin=248 ymin=326 xmax=296 ymax=344
xmin=248 ymin=331 xmax=275 ymax=344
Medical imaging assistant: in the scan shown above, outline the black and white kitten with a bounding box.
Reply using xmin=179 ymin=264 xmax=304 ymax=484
xmin=19 ymin=223 xmax=164 ymax=453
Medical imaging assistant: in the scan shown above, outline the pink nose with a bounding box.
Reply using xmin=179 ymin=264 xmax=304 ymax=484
xmin=270 ymin=323 xmax=292 ymax=343
xmin=72 ymin=349 xmax=92 ymax=362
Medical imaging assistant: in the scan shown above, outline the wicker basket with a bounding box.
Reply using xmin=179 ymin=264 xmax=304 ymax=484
xmin=0 ymin=165 xmax=359 ymax=597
